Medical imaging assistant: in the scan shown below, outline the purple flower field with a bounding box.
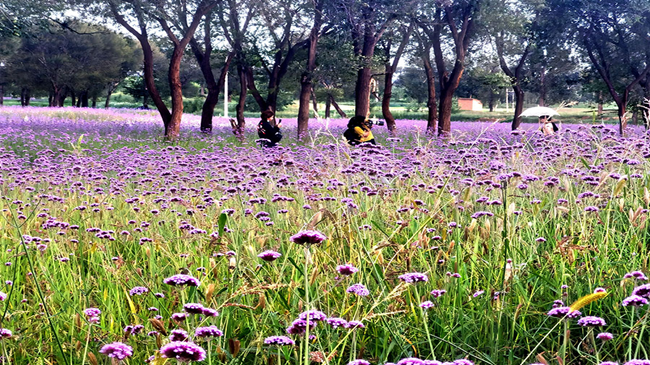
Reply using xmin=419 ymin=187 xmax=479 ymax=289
xmin=0 ymin=106 xmax=649 ymax=364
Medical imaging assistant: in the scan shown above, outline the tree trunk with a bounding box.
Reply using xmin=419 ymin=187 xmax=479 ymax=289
xmin=235 ymin=64 xmax=247 ymax=135
xmin=0 ymin=85 xmax=3 ymax=106
xmin=511 ymin=86 xmax=524 ymax=130
xmin=325 ymin=95 xmax=331 ymax=119
xmin=310 ymin=87 xmax=319 ymax=118
xmin=48 ymin=91 xmax=54 ymax=107
xmin=382 ymin=64 xmax=396 ymax=133
xmin=488 ymin=90 xmax=495 ymax=112
xmin=298 ymin=0 xmax=324 ymax=140
xmin=190 ymin=12 xmax=235 ymax=134
xmin=165 ymin=40 xmax=187 ymax=140
xmin=91 ymin=96 xmax=97 ymax=108
xmin=423 ymin=51 xmax=437 ymax=133
xmin=81 ymin=91 xmax=89 ymax=107
xmin=355 ymin=66 xmax=373 ymax=119
xmin=438 ymin=86 xmax=455 ymax=136
xmin=71 ymin=89 xmax=77 ymax=108
xmin=538 ymin=65 xmax=546 ymax=106
xmin=331 ymin=96 xmax=347 ymax=118
xmin=617 ymin=99 xmax=627 ymax=135
xmin=21 ymin=88 xmax=27 ymax=106
xmin=297 ymin=78 xmax=313 ymax=139
xmin=105 ymin=88 xmax=113 ymax=109
xmin=597 ymin=91 xmax=603 ymax=115
xmin=141 ymin=39 xmax=171 ymax=129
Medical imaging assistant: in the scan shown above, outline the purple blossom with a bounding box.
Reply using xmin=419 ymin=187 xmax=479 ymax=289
xmin=195 ymin=326 xmax=224 ymax=338
xmin=397 ymin=358 xmax=425 ymax=365
xmin=0 ymin=329 xmax=11 ymax=339
xmin=420 ymin=301 xmax=435 ymax=309
xmin=596 ymin=332 xmax=614 ymax=341
xmin=430 ymin=289 xmax=447 ymax=298
xmin=347 ymin=283 xmax=370 ymax=296
xmin=170 ymin=329 xmax=189 ymax=341
xmin=547 ymin=306 xmax=581 ymax=318
xmin=622 ymin=295 xmax=648 ymax=307
xmin=183 ymin=303 xmax=205 ymax=314
xmin=624 ymin=271 xmax=649 ymax=281
xmin=286 ymin=319 xmax=317 ymax=335
xmin=163 ymin=274 xmax=201 ymax=287
xmin=129 ymin=286 xmax=149 ymax=296
xmin=299 ymin=310 xmax=328 ymax=321
xmin=202 ymin=307 xmax=219 ymax=317
xmin=348 ymin=360 xmax=370 ymax=365
xmin=337 ymin=264 xmax=359 ymax=276
xmin=577 ymin=316 xmax=606 ymax=327
xmin=632 ymin=284 xmax=650 ymax=298
xmin=398 ymin=272 xmax=428 ymax=283
xmin=289 ymin=230 xmax=327 ymax=245
xmin=345 ymin=320 xmax=365 ymax=329
xmin=264 ymin=336 xmax=295 ymax=346
xmin=99 ymin=342 xmax=133 ymax=360
xmin=258 ymin=250 xmax=282 ymax=261
xmin=326 ymin=317 xmax=348 ymax=328
xmin=160 ymin=341 xmax=207 ymax=362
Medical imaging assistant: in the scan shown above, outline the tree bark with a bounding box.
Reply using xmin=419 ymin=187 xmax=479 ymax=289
xmin=105 ymin=88 xmax=113 ymax=109
xmin=423 ymin=53 xmax=437 ymax=133
xmin=235 ymin=64 xmax=247 ymax=134
xmin=81 ymin=91 xmax=89 ymax=107
xmin=0 ymin=85 xmax=3 ymax=106
xmin=189 ymin=12 xmax=235 ymax=133
xmin=297 ymin=1 xmax=324 ymax=140
xmin=495 ymin=34 xmax=530 ymax=130
xmin=597 ymin=91 xmax=603 ymax=115
xmin=331 ymin=95 xmax=347 ymax=118
xmin=21 ymin=88 xmax=31 ymax=106
xmin=156 ymin=1 xmax=219 ymax=140
xmin=538 ymin=65 xmax=546 ymax=106
xmin=425 ymin=4 xmax=475 ymax=136
xmin=325 ymin=95 xmax=331 ymax=118
xmin=382 ymin=24 xmax=412 ymax=134
xmin=91 ymin=96 xmax=97 ymax=108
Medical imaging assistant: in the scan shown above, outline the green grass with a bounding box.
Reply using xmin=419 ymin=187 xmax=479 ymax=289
xmin=0 ymin=108 xmax=648 ymax=364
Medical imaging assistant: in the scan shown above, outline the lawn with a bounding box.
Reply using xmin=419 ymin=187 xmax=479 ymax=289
xmin=0 ymin=106 xmax=648 ymax=365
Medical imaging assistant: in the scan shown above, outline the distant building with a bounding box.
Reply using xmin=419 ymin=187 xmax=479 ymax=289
xmin=458 ymin=98 xmax=483 ymax=111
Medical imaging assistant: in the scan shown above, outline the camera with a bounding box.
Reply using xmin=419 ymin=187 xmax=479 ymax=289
xmin=366 ymin=119 xmax=385 ymax=127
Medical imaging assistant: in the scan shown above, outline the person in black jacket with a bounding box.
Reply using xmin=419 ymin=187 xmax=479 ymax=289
xmin=257 ymin=110 xmax=282 ymax=147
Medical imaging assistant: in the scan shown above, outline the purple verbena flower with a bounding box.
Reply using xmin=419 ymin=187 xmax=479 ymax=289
xmin=258 ymin=250 xmax=282 ymax=262
xmin=337 ymin=264 xmax=359 ymax=276
xmin=347 ymin=283 xmax=370 ymax=297
xmin=195 ymin=326 xmax=224 ymax=338
xmin=264 ymin=336 xmax=295 ymax=346
xmin=289 ymin=230 xmax=327 ymax=245
xmin=577 ymin=316 xmax=606 ymax=327
xmin=160 ymin=341 xmax=207 ymax=362
xmin=99 ymin=342 xmax=133 ymax=360
xmin=398 ymin=272 xmax=428 ymax=283
xmin=163 ymin=274 xmax=200 ymax=287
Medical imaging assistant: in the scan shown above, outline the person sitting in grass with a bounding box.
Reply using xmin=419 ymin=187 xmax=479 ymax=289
xmin=344 ymin=116 xmax=376 ymax=146
xmin=257 ymin=110 xmax=282 ymax=147
xmin=539 ymin=115 xmax=559 ymax=136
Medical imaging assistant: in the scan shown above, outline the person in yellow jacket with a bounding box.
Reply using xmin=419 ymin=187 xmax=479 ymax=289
xmin=344 ymin=116 xmax=376 ymax=145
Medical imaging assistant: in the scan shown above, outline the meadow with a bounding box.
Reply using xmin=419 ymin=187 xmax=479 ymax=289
xmin=0 ymin=106 xmax=649 ymax=365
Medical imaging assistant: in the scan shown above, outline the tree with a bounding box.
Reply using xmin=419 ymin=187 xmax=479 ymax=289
xmin=80 ymin=0 xmax=218 ymax=139
xmin=418 ymin=0 xmax=482 ymax=136
xmin=336 ymin=0 xmax=408 ymax=119
xmin=4 ymin=21 xmax=138 ymax=107
xmin=380 ymin=22 xmax=413 ymax=133
xmin=488 ymin=0 xmax=538 ymax=130
xmin=216 ymin=0 xmax=257 ymax=135
xmin=244 ymin=0 xmax=311 ymax=114
xmin=296 ymin=0 xmax=326 ymax=140
xmin=188 ymin=9 xmax=234 ymax=133
xmin=548 ymin=0 xmax=650 ymax=134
